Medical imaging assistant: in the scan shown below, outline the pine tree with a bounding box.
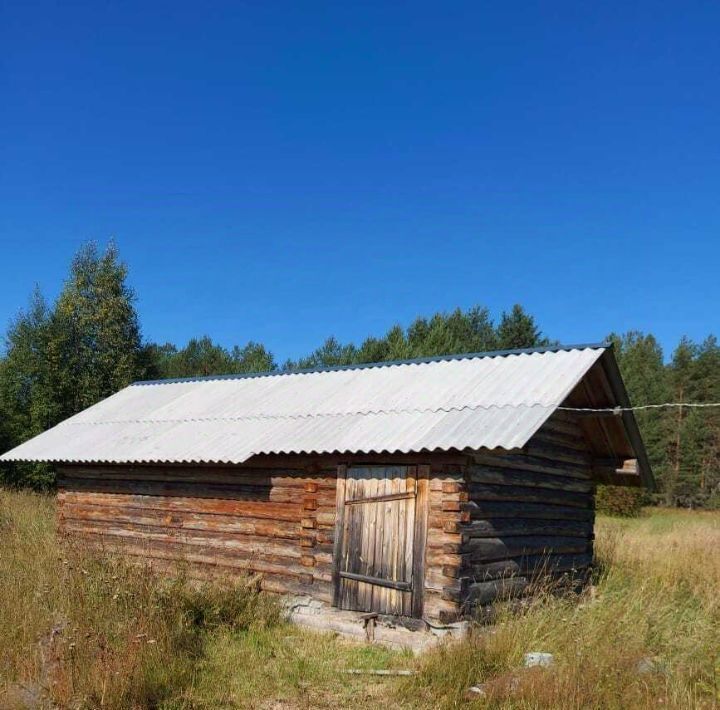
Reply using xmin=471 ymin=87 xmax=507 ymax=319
xmin=667 ymin=338 xmax=697 ymax=505
xmin=496 ymin=305 xmax=545 ymax=349
xmin=693 ymin=337 xmax=720 ymax=506
xmin=287 ymin=336 xmax=358 ymax=369
xmin=406 ymin=307 xmax=497 ymax=357
xmin=229 ymin=342 xmax=276 ymax=373
xmin=165 ymin=336 xmax=234 ymax=377
xmin=608 ymin=331 xmax=671 ymax=501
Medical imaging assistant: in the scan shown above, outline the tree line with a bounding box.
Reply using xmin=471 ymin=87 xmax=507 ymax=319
xmin=1 ymin=243 xmax=718 ymax=507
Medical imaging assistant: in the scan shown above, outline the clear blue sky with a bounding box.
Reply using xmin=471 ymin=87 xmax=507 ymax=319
xmin=1 ymin=1 xmax=718 ymax=362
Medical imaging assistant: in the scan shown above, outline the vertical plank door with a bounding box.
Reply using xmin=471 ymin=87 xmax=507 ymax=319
xmin=333 ymin=465 xmax=427 ymax=616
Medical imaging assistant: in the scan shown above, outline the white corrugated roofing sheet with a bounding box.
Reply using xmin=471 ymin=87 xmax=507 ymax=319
xmin=0 ymin=346 xmax=606 ymax=464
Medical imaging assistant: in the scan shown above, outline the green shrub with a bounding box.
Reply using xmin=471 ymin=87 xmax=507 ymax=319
xmin=596 ymin=484 xmax=644 ymax=517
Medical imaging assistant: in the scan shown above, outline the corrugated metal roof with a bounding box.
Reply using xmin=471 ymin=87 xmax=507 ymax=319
xmin=0 ymin=345 xmax=608 ymax=464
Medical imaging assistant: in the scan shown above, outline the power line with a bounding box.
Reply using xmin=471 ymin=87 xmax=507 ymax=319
xmin=558 ymin=403 xmax=720 ymax=413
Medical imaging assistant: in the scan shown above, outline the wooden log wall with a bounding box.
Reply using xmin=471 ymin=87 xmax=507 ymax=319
xmin=57 ymin=421 xmax=597 ymax=625
xmin=57 ymin=464 xmax=338 ymax=604
xmin=458 ymin=410 xmax=597 ymax=614
xmin=424 ymin=464 xmax=468 ymax=624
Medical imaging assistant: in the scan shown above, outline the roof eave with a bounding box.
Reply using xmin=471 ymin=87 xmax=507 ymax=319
xmin=599 ymin=346 xmax=656 ymax=491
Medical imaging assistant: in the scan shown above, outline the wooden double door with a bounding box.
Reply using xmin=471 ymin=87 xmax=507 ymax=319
xmin=333 ymin=465 xmax=428 ymax=617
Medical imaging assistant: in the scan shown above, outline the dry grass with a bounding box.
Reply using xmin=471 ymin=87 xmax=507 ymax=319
xmin=0 ymin=488 xmax=280 ymax=709
xmin=1 ymin=490 xmax=718 ymax=709
xmin=409 ymin=509 xmax=720 ymax=709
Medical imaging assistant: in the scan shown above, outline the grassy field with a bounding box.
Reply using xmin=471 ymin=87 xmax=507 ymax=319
xmin=0 ymin=489 xmax=718 ymax=709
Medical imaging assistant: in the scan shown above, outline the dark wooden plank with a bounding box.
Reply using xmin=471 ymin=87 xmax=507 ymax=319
xmin=467 ymin=466 xmax=594 ymax=493
xmin=332 ymin=464 xmax=347 ymax=608
xmin=467 ymin=483 xmax=592 ymax=508
xmin=338 ymin=571 xmax=412 ymax=592
xmin=472 ymin=453 xmax=591 ymax=481
xmin=412 ymin=464 xmax=429 ymax=618
xmin=468 ymin=552 xmax=593 ymax=582
xmin=462 ymin=518 xmax=593 ymax=540
xmin=344 ymin=491 xmax=415 ymax=505
xmin=467 ymin=577 xmax=529 ymax=605
xmin=466 ymin=535 xmax=590 ymax=562
xmin=466 ymin=501 xmax=594 ymax=521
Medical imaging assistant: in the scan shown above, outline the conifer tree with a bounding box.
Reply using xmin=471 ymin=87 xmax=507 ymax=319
xmin=608 ymin=331 xmax=671 ymax=501
xmin=496 ymin=305 xmax=544 ymax=349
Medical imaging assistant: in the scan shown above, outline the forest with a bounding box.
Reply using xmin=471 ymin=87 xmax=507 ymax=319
xmin=1 ymin=243 xmax=718 ymax=507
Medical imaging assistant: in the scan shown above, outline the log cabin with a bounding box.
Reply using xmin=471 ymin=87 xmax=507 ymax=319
xmin=0 ymin=343 xmax=654 ymax=624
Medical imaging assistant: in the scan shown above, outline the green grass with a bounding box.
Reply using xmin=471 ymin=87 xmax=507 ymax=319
xmin=1 ymin=489 xmax=718 ymax=709
xmin=173 ymin=626 xmax=413 ymax=709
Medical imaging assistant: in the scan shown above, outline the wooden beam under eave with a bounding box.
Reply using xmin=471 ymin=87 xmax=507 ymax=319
xmin=591 ymin=468 xmax=644 ymax=488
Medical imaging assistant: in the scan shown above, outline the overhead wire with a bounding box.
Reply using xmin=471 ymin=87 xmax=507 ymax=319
xmin=558 ymin=403 xmax=720 ymax=413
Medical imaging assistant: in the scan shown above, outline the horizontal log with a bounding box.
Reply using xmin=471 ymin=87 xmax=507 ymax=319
xmin=260 ymin=577 xmax=333 ymax=603
xmin=529 ymin=429 xmax=588 ymax=452
xmin=468 ymin=553 xmax=593 ymax=583
xmin=428 ymin=513 xmax=469 ymax=531
xmin=441 ymin=581 xmax=471 ymax=603
xmin=467 ymin=466 xmax=594 ymax=493
xmin=423 ymin=573 xmax=447 ymax=594
xmin=521 ymin=442 xmax=593 ymax=467
xmin=110 ymin=550 xmax=334 ymax=603
xmin=316 ymin=530 xmax=334 ymax=545
xmin=441 ymin=501 xmax=463 ymax=512
xmin=63 ymin=520 xmax=304 ymax=559
xmin=442 ymin=565 xmax=463 ymax=579
xmin=425 ymin=529 xmax=464 ymax=551
xmin=59 ymin=467 xmax=336 ymax=489
xmin=60 ymin=477 xmax=337 ymax=504
xmin=441 ymin=481 xmax=463 ymax=494
xmin=425 ymin=552 xmax=467 ymax=567
xmin=466 ymin=535 xmax=590 ymax=562
xmin=537 ymin=413 xmax=585 ymax=435
xmin=467 ymin=484 xmax=591 ymax=508
xmin=472 ymin=453 xmax=591 ymax=481
xmin=315 ymin=551 xmax=333 ymax=566
xmin=462 ymin=518 xmax=593 ymax=540
xmin=61 ymin=503 xmax=301 ymax=539
xmin=421 ymin=592 xmax=461 ymax=621
xmin=429 ymin=478 xmax=464 ymax=493
xmin=316 ymin=512 xmax=335 ymax=527
xmin=61 ymin=491 xmax=302 ymax=522
xmin=466 ymin=501 xmax=594 ymax=522
xmin=467 ymin=577 xmax=529 ymax=606
xmin=548 ymin=409 xmax=587 ymax=427
xmin=75 ymin=536 xmax=313 ymax=580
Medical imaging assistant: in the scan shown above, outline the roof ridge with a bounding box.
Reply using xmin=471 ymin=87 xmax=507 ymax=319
xmin=132 ymin=342 xmax=609 ymax=387
xmin=61 ymin=401 xmax=561 ymax=426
